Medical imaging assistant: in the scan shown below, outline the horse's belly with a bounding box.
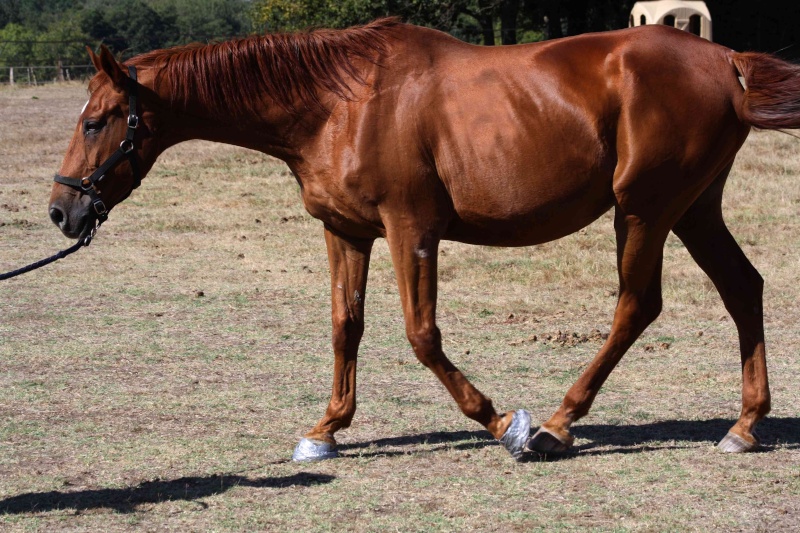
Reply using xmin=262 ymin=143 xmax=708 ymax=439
xmin=443 ymin=170 xmax=615 ymax=246
xmin=431 ymin=107 xmax=615 ymax=245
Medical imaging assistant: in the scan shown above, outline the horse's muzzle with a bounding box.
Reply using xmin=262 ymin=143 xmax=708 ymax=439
xmin=48 ymin=201 xmax=93 ymax=239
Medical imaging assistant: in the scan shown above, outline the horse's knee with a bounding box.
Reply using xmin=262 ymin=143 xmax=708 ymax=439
xmin=406 ymin=323 xmax=442 ymax=366
xmin=332 ymin=313 xmax=364 ymax=353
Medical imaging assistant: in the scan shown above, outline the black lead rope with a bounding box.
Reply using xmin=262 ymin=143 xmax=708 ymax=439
xmin=1 ymin=65 xmax=140 ymax=282
xmin=0 ymin=231 xmax=96 ymax=281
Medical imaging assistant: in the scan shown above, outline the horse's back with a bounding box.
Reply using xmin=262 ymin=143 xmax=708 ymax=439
xmin=387 ymin=25 xmax=747 ymax=244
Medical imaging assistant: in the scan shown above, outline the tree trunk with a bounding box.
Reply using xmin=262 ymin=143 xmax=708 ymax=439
xmin=479 ymin=14 xmax=495 ymax=45
xmin=544 ymin=0 xmax=563 ymax=39
xmin=566 ymin=0 xmax=589 ymax=36
xmin=57 ymin=60 xmax=65 ymax=82
xmin=477 ymin=0 xmax=496 ymax=46
xmin=500 ymin=0 xmax=520 ymax=44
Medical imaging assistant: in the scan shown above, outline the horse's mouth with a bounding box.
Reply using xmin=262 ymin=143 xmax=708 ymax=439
xmin=55 ymin=212 xmax=95 ymax=240
xmin=76 ymin=218 xmax=96 ymax=241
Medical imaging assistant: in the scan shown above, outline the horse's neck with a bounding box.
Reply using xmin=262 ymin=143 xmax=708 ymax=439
xmin=137 ymin=21 xmax=396 ymax=163
xmin=159 ymin=96 xmax=323 ymax=163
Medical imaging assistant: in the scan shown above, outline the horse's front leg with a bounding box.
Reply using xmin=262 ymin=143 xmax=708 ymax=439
xmin=292 ymin=226 xmax=373 ymax=461
xmin=385 ymin=224 xmax=531 ymax=460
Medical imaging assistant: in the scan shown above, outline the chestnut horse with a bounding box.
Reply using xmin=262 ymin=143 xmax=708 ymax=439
xmin=48 ymin=19 xmax=800 ymax=460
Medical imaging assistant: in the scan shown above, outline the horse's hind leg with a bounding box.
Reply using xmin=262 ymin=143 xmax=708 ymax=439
xmin=672 ymin=172 xmax=770 ymax=452
xmin=386 ymin=225 xmax=531 ymax=460
xmin=293 ymin=227 xmax=373 ymax=461
xmin=528 ymin=207 xmax=668 ymax=453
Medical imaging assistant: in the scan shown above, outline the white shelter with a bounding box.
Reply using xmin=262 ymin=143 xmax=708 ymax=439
xmin=630 ymin=1 xmax=712 ymax=41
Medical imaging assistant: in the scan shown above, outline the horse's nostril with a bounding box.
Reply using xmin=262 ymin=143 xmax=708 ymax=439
xmin=49 ymin=206 xmax=65 ymax=226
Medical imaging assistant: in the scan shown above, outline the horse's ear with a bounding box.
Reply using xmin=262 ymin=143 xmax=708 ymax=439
xmin=87 ymin=46 xmax=99 ymax=70
xmin=88 ymin=44 xmax=127 ymax=87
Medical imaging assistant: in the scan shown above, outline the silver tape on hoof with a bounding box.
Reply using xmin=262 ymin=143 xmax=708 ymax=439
xmin=498 ymin=409 xmax=532 ymax=461
xmin=292 ymin=437 xmax=339 ymax=462
xmin=717 ymin=431 xmax=759 ymax=453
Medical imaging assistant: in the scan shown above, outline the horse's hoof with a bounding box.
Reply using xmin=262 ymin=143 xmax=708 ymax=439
xmin=498 ymin=409 xmax=532 ymax=461
xmin=292 ymin=438 xmax=339 ymax=461
xmin=525 ymin=426 xmax=574 ymax=454
xmin=717 ymin=431 xmax=760 ymax=453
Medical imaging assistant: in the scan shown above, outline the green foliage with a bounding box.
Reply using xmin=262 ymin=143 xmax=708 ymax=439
xmin=0 ymin=17 xmax=88 ymax=65
xmin=250 ymin=0 xmax=535 ymax=45
xmin=80 ymin=8 xmax=122 ymax=51
xmin=252 ymin=0 xmax=470 ymax=32
xmin=142 ymin=0 xmax=250 ymax=44
xmin=169 ymin=0 xmax=248 ymax=42
xmin=252 ymin=0 xmax=490 ymax=43
xmin=0 ymin=23 xmax=36 ymax=64
xmin=1 ymin=0 xmax=253 ymax=65
xmin=33 ymin=15 xmax=89 ymax=64
xmin=1 ymin=0 xmax=83 ymax=31
xmin=108 ymin=0 xmax=176 ymax=55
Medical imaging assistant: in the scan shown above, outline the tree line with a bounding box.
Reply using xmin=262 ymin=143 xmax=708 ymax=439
xmin=1 ymin=0 xmax=798 ymax=69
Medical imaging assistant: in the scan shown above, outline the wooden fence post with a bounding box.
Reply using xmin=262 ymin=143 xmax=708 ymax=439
xmin=57 ymin=60 xmax=65 ymax=82
xmin=9 ymin=67 xmax=14 ymax=86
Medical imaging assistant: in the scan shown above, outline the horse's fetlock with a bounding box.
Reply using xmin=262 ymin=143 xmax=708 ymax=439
xmin=459 ymin=397 xmax=493 ymax=423
xmin=755 ymin=392 xmax=772 ymax=416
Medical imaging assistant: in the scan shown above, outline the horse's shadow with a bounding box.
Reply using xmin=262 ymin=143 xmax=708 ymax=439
xmin=571 ymin=416 xmax=800 ymax=451
xmin=338 ymin=416 xmax=800 ymax=458
xmin=0 ymin=472 xmax=334 ymax=515
xmin=2 ymin=418 xmax=796 ymax=514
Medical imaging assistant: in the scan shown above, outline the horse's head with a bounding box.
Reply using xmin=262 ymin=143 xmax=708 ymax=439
xmin=49 ymin=46 xmax=157 ymax=239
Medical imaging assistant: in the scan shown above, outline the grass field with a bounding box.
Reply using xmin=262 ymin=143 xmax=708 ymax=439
xmin=1 ymin=83 xmax=799 ymax=531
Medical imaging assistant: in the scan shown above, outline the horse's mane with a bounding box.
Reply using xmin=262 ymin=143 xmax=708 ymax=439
xmin=123 ymin=18 xmax=401 ymax=116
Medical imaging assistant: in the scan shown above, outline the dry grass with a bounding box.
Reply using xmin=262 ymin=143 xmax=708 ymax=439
xmin=0 ymin=83 xmax=799 ymax=531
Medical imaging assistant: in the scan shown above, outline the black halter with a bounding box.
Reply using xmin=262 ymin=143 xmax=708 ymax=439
xmin=53 ymin=65 xmax=142 ymax=224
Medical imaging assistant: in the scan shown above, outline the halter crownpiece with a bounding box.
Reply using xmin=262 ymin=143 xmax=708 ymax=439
xmin=53 ymin=65 xmax=142 ymax=223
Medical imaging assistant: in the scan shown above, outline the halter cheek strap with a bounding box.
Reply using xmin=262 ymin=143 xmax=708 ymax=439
xmin=54 ymin=65 xmax=142 ymax=223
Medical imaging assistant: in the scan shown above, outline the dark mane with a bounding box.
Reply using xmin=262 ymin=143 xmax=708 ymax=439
xmin=127 ymin=18 xmax=401 ymax=116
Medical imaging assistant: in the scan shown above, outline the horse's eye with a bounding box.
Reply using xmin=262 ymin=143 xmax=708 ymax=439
xmin=83 ymin=119 xmax=105 ymax=135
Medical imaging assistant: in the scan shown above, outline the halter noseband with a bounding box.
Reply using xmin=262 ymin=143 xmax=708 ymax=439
xmin=54 ymin=65 xmax=142 ymax=224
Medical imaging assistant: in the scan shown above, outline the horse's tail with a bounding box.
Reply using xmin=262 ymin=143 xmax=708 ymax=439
xmin=731 ymin=52 xmax=800 ymax=129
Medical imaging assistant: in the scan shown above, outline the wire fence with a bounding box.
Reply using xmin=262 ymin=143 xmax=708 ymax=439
xmin=0 ymin=64 xmax=95 ymax=85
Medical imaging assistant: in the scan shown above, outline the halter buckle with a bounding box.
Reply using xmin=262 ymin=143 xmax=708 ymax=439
xmin=92 ymin=197 xmax=108 ymax=216
xmin=127 ymin=114 xmax=139 ymax=129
